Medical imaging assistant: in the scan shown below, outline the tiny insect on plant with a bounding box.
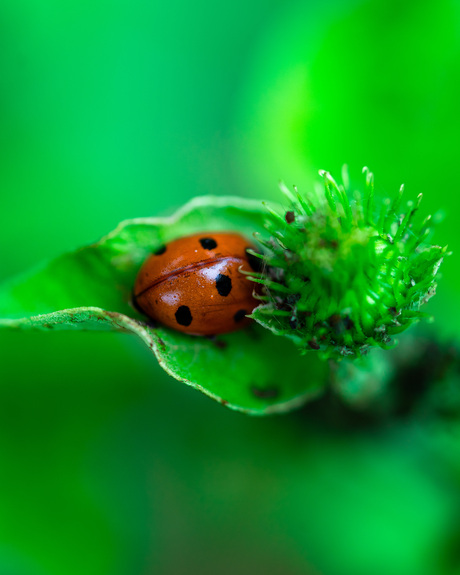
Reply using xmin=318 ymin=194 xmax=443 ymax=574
xmin=133 ymin=232 xmax=262 ymax=335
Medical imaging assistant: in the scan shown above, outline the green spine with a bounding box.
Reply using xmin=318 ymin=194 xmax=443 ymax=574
xmin=248 ymin=168 xmax=448 ymax=360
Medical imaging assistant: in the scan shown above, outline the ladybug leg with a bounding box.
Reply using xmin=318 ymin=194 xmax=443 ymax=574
xmin=130 ymin=292 xmax=158 ymax=329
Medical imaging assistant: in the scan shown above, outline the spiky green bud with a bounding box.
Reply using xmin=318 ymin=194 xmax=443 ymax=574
xmin=247 ymin=168 xmax=448 ymax=359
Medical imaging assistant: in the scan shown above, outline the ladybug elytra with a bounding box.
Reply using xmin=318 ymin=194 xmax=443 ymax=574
xmin=133 ymin=232 xmax=262 ymax=335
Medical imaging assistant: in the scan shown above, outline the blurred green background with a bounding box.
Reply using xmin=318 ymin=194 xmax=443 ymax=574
xmin=1 ymin=0 xmax=460 ymax=574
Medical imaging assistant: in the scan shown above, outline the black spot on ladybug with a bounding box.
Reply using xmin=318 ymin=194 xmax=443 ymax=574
xmin=216 ymin=274 xmax=232 ymax=296
xmin=245 ymin=248 xmax=263 ymax=272
xmin=251 ymin=386 xmax=279 ymax=399
xmin=234 ymin=309 xmax=247 ymax=322
xmin=285 ymin=211 xmax=295 ymax=224
xmin=154 ymin=245 xmax=167 ymax=255
xmin=199 ymin=237 xmax=217 ymax=250
xmin=175 ymin=305 xmax=193 ymax=326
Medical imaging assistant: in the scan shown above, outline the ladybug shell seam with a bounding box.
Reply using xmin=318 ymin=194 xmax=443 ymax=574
xmin=133 ymin=256 xmax=246 ymax=299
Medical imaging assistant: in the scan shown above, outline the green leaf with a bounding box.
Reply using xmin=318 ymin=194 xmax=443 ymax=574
xmin=0 ymin=196 xmax=328 ymax=415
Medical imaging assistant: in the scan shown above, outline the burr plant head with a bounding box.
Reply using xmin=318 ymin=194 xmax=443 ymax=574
xmin=247 ymin=168 xmax=447 ymax=359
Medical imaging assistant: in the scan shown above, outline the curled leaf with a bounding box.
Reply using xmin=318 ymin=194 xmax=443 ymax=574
xmin=0 ymin=196 xmax=328 ymax=415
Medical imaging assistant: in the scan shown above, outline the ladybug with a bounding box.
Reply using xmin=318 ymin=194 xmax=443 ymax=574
xmin=133 ymin=232 xmax=262 ymax=335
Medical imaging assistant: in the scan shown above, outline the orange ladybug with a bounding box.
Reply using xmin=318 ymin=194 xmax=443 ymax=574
xmin=133 ymin=232 xmax=262 ymax=335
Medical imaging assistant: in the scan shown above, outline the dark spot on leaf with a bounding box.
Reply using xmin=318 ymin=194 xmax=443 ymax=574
xmin=154 ymin=245 xmax=167 ymax=255
xmin=308 ymin=339 xmax=320 ymax=350
xmin=245 ymin=248 xmax=264 ymax=272
xmin=285 ymin=211 xmax=295 ymax=224
xmin=251 ymin=386 xmax=279 ymax=399
xmin=205 ymin=335 xmax=228 ymax=349
xmin=156 ymin=337 xmax=166 ymax=352
xmin=247 ymin=325 xmax=262 ymax=340
xmin=320 ymin=238 xmax=339 ymax=249
xmin=199 ymin=237 xmax=217 ymax=250
xmin=234 ymin=309 xmax=247 ymax=322
xmin=216 ymin=274 xmax=232 ymax=296
xmin=175 ymin=305 xmax=193 ymax=326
